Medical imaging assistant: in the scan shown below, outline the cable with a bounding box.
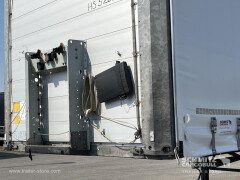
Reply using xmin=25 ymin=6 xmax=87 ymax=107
xmin=12 ymin=136 xmax=26 ymax=142
xmin=34 ymin=131 xmax=69 ymax=136
xmin=41 ymin=95 xmax=68 ymax=100
xmin=11 ymin=123 xmax=20 ymax=136
xmin=82 ymin=74 xmax=98 ymax=116
xmin=88 ymin=119 xmax=137 ymax=145
xmin=91 ymin=56 xmax=133 ymax=67
xmin=84 ymin=26 xmax=133 ymax=41
xmin=11 ymin=103 xmax=26 ymax=135
xmin=121 ymin=98 xmax=136 ymax=113
xmin=9 ymin=102 xmax=26 ymax=130
xmin=12 ymin=79 xmax=25 ymax=83
xmin=82 ymin=74 xmax=141 ymax=143
xmin=82 ymin=74 xmax=138 ymax=130
xmin=11 ymin=136 xmax=26 ymax=142
xmin=98 ymin=114 xmax=138 ymax=130
xmin=12 ymin=0 xmax=60 ymax=21
xmin=174 ymin=147 xmax=180 ymax=165
xmin=90 ymin=116 xmax=139 ymax=130
xmin=10 ymin=102 xmax=26 ymax=125
xmin=13 ymin=0 xmax=126 ymax=41
xmin=196 ymin=168 xmax=201 ymax=180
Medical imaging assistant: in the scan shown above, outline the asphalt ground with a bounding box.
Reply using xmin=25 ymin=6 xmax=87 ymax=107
xmin=0 ymin=147 xmax=240 ymax=180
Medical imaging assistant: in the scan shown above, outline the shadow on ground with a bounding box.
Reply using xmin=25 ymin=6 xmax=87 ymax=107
xmin=0 ymin=151 xmax=28 ymax=159
xmin=0 ymin=146 xmax=28 ymax=160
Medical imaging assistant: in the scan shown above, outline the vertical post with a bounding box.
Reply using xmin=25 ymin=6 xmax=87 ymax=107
xmin=25 ymin=53 xmax=42 ymax=145
xmin=4 ymin=0 xmax=12 ymax=150
xmin=201 ymin=166 xmax=210 ymax=180
xmin=211 ymin=117 xmax=217 ymax=155
xmin=237 ymin=118 xmax=240 ymax=150
xmin=138 ymin=0 xmax=175 ymax=155
xmin=131 ymin=0 xmax=141 ymax=137
xmin=68 ymin=40 xmax=89 ymax=153
xmin=138 ymin=0 xmax=153 ymax=151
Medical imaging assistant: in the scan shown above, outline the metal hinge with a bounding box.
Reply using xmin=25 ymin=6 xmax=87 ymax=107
xmin=131 ymin=2 xmax=138 ymax=7
xmin=211 ymin=117 xmax=217 ymax=155
xmin=132 ymin=51 xmax=139 ymax=57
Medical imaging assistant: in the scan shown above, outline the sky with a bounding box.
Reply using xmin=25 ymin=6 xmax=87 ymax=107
xmin=0 ymin=0 xmax=4 ymax=92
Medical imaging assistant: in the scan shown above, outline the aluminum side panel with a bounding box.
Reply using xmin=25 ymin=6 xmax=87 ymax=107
xmin=172 ymin=0 xmax=240 ymax=157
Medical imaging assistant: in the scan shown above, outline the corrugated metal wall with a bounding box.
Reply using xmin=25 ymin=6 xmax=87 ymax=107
xmin=11 ymin=0 xmax=141 ymax=143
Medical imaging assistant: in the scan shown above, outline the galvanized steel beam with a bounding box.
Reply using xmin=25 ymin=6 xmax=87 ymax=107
xmin=138 ymin=0 xmax=175 ymax=155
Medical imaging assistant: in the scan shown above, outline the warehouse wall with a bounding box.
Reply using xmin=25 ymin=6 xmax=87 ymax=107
xmin=11 ymin=0 xmax=141 ymax=144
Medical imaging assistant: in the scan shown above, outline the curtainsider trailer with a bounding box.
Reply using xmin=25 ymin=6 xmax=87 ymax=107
xmin=4 ymin=0 xmax=240 ymax=161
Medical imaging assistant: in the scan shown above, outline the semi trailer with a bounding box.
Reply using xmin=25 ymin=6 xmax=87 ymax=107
xmin=3 ymin=0 xmax=240 ymax=164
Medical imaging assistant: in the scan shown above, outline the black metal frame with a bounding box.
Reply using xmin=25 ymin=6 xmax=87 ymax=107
xmin=199 ymin=152 xmax=240 ymax=180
